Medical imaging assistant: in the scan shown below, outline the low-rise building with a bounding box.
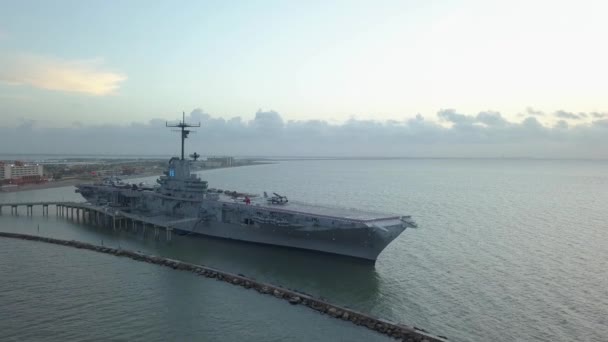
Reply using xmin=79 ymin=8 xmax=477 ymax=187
xmin=205 ymin=156 xmax=234 ymax=167
xmin=0 ymin=161 xmax=44 ymax=184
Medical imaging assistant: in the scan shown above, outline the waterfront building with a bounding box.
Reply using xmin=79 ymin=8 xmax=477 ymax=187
xmin=0 ymin=161 xmax=44 ymax=183
xmin=204 ymin=156 xmax=234 ymax=167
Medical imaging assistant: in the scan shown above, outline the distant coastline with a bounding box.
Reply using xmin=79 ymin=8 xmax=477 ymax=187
xmin=0 ymin=163 xmax=268 ymax=193
xmin=2 ymin=153 xmax=607 ymax=162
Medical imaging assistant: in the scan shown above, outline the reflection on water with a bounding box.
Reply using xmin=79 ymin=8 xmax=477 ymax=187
xmin=0 ymin=208 xmax=382 ymax=313
xmin=0 ymin=238 xmax=390 ymax=342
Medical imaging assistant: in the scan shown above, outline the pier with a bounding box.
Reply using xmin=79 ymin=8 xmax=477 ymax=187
xmin=0 ymin=201 xmax=175 ymax=241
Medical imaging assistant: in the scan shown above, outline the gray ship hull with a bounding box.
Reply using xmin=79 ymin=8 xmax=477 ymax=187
xmin=177 ymin=221 xmax=406 ymax=261
xmin=77 ymin=182 xmax=411 ymax=262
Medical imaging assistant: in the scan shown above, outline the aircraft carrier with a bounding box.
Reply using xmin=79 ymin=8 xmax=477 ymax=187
xmin=75 ymin=113 xmax=416 ymax=262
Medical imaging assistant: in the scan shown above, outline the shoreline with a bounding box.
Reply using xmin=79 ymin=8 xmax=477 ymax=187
xmin=0 ymin=163 xmax=268 ymax=193
xmin=0 ymin=173 xmax=162 ymax=193
xmin=1 ymin=179 xmax=87 ymax=193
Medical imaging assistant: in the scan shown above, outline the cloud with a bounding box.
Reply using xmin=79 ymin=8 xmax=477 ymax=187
xmin=1 ymin=109 xmax=608 ymax=159
xmin=554 ymin=120 xmax=568 ymax=130
xmin=437 ymin=109 xmax=475 ymax=126
xmin=593 ymin=118 xmax=608 ymax=127
xmin=554 ymin=110 xmax=581 ymax=120
xmin=16 ymin=118 xmax=37 ymax=130
xmin=590 ymin=112 xmax=606 ymax=118
xmin=526 ymin=107 xmax=544 ymax=116
xmin=252 ymin=110 xmax=285 ymax=131
xmin=0 ymin=93 xmax=32 ymax=101
xmin=476 ymin=111 xmax=509 ymax=127
xmin=0 ymin=54 xmax=126 ymax=95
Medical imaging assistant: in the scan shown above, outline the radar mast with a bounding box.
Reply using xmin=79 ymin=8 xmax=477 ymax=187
xmin=166 ymin=112 xmax=201 ymax=160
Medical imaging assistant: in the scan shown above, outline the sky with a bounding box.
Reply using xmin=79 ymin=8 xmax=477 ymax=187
xmin=1 ymin=0 xmax=607 ymax=158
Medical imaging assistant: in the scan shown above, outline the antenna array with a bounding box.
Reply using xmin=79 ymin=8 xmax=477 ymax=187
xmin=166 ymin=112 xmax=201 ymax=160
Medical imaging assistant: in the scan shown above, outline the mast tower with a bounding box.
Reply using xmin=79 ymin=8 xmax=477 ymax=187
xmin=166 ymin=112 xmax=201 ymax=160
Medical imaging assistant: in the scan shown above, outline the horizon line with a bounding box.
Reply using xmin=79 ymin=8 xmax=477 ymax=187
xmin=0 ymin=153 xmax=607 ymax=162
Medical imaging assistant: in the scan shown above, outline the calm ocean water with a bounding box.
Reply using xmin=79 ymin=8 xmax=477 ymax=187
xmin=1 ymin=159 xmax=607 ymax=341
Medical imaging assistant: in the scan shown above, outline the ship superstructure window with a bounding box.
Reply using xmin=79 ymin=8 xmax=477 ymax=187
xmin=169 ymin=168 xmax=175 ymax=177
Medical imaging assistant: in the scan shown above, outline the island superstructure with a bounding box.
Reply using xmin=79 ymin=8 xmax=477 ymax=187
xmin=75 ymin=113 xmax=416 ymax=262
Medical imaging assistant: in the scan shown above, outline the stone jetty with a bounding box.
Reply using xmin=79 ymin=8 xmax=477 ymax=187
xmin=0 ymin=232 xmax=447 ymax=342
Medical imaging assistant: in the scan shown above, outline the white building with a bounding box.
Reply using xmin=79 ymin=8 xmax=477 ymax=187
xmin=205 ymin=156 xmax=234 ymax=167
xmin=0 ymin=162 xmax=44 ymax=180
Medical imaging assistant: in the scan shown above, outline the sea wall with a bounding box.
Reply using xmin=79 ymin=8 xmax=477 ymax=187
xmin=0 ymin=232 xmax=447 ymax=342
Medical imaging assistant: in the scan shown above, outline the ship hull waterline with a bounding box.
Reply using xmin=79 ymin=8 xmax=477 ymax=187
xmin=156 ymin=218 xmax=406 ymax=262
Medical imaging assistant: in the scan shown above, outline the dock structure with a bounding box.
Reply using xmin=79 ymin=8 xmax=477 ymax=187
xmin=0 ymin=201 xmax=179 ymax=242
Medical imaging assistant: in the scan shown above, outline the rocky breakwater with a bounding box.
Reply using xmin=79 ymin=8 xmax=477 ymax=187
xmin=0 ymin=232 xmax=447 ymax=342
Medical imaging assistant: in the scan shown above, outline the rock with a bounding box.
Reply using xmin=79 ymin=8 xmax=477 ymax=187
xmin=311 ymin=302 xmax=324 ymax=311
xmin=328 ymin=308 xmax=338 ymax=317
xmin=273 ymin=289 xmax=283 ymax=298
xmin=341 ymin=312 xmax=349 ymax=320
xmin=288 ymin=296 xmax=301 ymax=305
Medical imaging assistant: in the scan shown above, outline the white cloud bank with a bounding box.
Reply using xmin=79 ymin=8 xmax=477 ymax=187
xmin=0 ymin=54 xmax=126 ymax=95
xmin=1 ymin=109 xmax=607 ymax=159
